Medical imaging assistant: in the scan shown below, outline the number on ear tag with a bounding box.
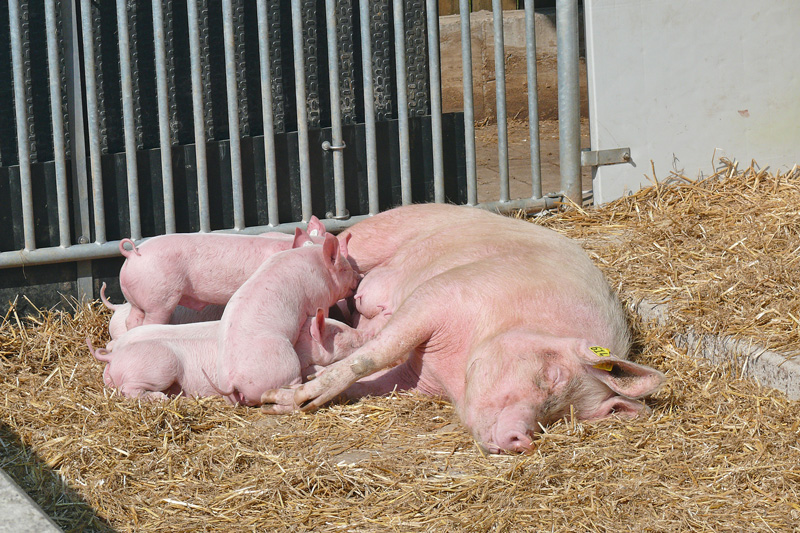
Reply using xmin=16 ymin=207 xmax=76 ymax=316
xmin=589 ymin=346 xmax=614 ymax=371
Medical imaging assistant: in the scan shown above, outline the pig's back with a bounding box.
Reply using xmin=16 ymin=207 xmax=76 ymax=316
xmin=346 ymin=204 xmax=629 ymax=356
xmin=341 ymin=203 xmax=570 ymax=272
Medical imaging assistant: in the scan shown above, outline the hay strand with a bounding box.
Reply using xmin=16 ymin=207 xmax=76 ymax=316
xmin=1 ymin=159 xmax=799 ymax=531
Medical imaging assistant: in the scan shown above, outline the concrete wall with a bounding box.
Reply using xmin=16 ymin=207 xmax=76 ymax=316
xmin=585 ymin=0 xmax=800 ymax=203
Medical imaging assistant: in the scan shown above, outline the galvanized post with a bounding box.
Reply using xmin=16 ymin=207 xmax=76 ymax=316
xmin=9 ymin=0 xmax=36 ymax=251
xmin=222 ymin=0 xmax=245 ymax=230
xmin=459 ymin=0 xmax=477 ymax=206
xmin=64 ymin=0 xmax=93 ymax=302
xmin=256 ymin=0 xmax=280 ymax=227
xmin=324 ymin=0 xmax=348 ymax=219
xmin=290 ymin=0 xmax=313 ymax=221
xmin=492 ymin=0 xmax=510 ymax=203
xmin=392 ymin=0 xmax=412 ymax=205
xmin=556 ymin=0 xmax=582 ymax=206
xmin=116 ymin=0 xmax=142 ymax=240
xmin=152 ymin=0 xmax=176 ymax=233
xmin=358 ymin=0 xmax=379 ymax=215
xmin=80 ymin=0 xmax=107 ymax=243
xmin=187 ymin=0 xmax=211 ymax=232
xmin=426 ymin=0 xmax=445 ymax=203
xmin=525 ymin=0 xmax=542 ymax=199
xmin=45 ymin=0 xmax=71 ymax=248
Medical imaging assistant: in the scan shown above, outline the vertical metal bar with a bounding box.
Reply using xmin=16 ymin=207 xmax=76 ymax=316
xmin=9 ymin=3 xmax=34 ymax=251
xmin=425 ymin=0 xmax=444 ymax=203
xmin=80 ymin=0 xmax=106 ymax=243
xmin=64 ymin=0 xmax=93 ymax=301
xmin=64 ymin=0 xmax=91 ymax=246
xmin=116 ymin=0 xmax=141 ymax=240
xmin=45 ymin=0 xmax=71 ymax=248
xmin=459 ymin=0 xmax=477 ymax=206
xmin=187 ymin=0 xmax=211 ymax=232
xmin=556 ymin=0 xmax=582 ymax=205
xmin=291 ymin=0 xmax=313 ymax=221
xmin=9 ymin=0 xmax=36 ymax=251
xmin=222 ymin=0 xmax=245 ymax=230
xmin=256 ymin=0 xmax=280 ymax=226
xmin=324 ymin=0 xmax=347 ymax=218
xmin=392 ymin=0 xmax=412 ymax=204
xmin=492 ymin=0 xmax=510 ymax=203
xmin=525 ymin=0 xmax=542 ymax=199
xmin=357 ymin=0 xmax=379 ymax=215
xmin=152 ymin=0 xmax=176 ymax=233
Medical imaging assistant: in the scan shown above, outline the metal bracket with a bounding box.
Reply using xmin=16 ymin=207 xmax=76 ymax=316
xmin=581 ymin=147 xmax=631 ymax=167
xmin=321 ymin=140 xmax=346 ymax=151
xmin=326 ymin=209 xmax=351 ymax=221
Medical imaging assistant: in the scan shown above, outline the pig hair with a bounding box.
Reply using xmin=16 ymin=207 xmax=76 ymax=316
xmin=118 ymin=238 xmax=141 ymax=258
xmin=538 ymin=374 xmax=614 ymax=425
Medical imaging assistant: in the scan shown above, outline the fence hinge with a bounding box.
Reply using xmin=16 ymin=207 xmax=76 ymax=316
xmin=581 ymin=147 xmax=631 ymax=167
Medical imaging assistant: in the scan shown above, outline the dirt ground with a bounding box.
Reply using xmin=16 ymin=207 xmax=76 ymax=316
xmin=474 ymin=118 xmax=592 ymax=203
xmin=443 ymin=46 xmax=594 ymax=202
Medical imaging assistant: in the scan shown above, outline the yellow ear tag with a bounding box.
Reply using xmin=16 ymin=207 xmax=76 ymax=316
xmin=589 ymin=346 xmax=614 ymax=371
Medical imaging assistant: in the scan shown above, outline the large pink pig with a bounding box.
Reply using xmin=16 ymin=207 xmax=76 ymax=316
xmin=261 ymin=203 xmax=665 ymax=453
xmin=118 ymin=217 xmax=327 ymax=329
xmin=100 ymin=282 xmax=225 ymax=344
xmin=89 ymin=308 xmax=365 ymax=400
xmin=215 ymin=230 xmax=359 ymax=406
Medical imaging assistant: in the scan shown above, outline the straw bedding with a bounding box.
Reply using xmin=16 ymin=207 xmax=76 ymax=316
xmin=1 ymin=161 xmax=799 ymax=532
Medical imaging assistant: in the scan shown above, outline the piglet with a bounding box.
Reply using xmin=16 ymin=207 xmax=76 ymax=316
xmin=88 ymin=308 xmax=365 ymax=401
xmin=118 ymin=217 xmax=327 ymax=330
xmin=215 ymin=229 xmax=359 ymax=405
xmin=100 ymin=282 xmax=225 ymax=345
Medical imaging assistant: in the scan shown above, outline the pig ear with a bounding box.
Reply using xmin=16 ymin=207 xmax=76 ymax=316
xmin=310 ymin=308 xmax=326 ymax=344
xmin=292 ymin=227 xmax=313 ymax=248
xmin=579 ymin=346 xmax=665 ymax=399
xmin=338 ymin=233 xmax=351 ymax=260
xmin=322 ymin=233 xmax=340 ymax=267
xmin=307 ymin=216 xmax=325 ymax=237
xmin=582 ymin=395 xmax=652 ymax=421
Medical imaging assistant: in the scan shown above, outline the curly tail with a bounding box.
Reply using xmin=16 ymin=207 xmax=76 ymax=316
xmin=201 ymin=368 xmax=239 ymax=404
xmin=86 ymin=338 xmax=113 ymax=363
xmin=119 ymin=238 xmax=141 ymax=258
xmin=99 ymin=282 xmax=118 ymax=311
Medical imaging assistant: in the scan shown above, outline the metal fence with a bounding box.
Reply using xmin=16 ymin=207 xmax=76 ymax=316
xmin=0 ymin=0 xmax=583 ymax=305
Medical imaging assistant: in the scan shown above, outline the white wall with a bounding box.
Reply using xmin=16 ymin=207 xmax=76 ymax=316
xmin=584 ymin=0 xmax=800 ymax=204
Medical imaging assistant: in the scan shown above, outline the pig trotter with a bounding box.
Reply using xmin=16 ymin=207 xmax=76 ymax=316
xmin=261 ymin=358 xmax=359 ymax=413
xmin=260 ymin=386 xmax=302 ymax=414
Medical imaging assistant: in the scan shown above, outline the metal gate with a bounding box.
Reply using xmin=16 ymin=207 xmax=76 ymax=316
xmin=0 ymin=0 xmax=584 ymax=310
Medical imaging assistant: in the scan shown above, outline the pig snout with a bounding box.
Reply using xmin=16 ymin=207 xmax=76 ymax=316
xmin=472 ymin=404 xmax=539 ymax=454
xmin=489 ymin=408 xmax=538 ymax=453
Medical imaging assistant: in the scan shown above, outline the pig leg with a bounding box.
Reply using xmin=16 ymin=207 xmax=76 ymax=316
xmin=125 ymin=305 xmax=146 ymax=330
xmin=122 ymin=389 xmax=170 ymax=402
xmin=220 ymin=336 xmax=303 ymax=406
xmin=140 ymin=306 xmax=176 ymax=327
xmin=110 ymin=348 xmax=181 ymax=399
xmin=261 ymin=298 xmax=435 ymax=413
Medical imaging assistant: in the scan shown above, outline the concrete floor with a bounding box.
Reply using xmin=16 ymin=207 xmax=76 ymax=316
xmin=474 ymin=118 xmax=593 ymax=204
